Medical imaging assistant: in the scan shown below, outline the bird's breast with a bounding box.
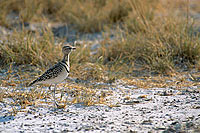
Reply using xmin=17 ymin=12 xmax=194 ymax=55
xmin=41 ymin=69 xmax=69 ymax=84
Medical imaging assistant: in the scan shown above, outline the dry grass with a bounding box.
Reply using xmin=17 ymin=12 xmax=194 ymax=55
xmin=0 ymin=0 xmax=200 ymax=78
xmin=1 ymin=0 xmax=200 ymax=114
xmin=0 ymin=68 xmax=112 ymax=115
xmin=0 ymin=0 xmax=199 ymax=77
xmin=0 ymin=83 xmax=108 ymax=111
xmin=0 ymin=28 xmax=62 ymax=67
xmin=122 ymin=73 xmax=200 ymax=89
xmin=98 ymin=0 xmax=200 ymax=74
xmin=0 ymin=0 xmax=130 ymax=32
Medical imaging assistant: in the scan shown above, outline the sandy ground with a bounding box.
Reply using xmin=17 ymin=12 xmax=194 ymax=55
xmin=1 ymin=8 xmax=200 ymax=132
xmin=0 ymin=81 xmax=200 ymax=133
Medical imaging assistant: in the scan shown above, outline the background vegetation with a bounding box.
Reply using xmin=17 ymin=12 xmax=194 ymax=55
xmin=0 ymin=2 xmax=200 ymax=128
xmin=0 ymin=0 xmax=200 ymax=82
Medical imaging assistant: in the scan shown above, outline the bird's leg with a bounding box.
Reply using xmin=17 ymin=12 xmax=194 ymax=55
xmin=54 ymin=84 xmax=59 ymax=108
xmin=60 ymin=87 xmax=64 ymax=101
xmin=44 ymin=85 xmax=52 ymax=103
xmin=43 ymin=87 xmax=47 ymax=102
xmin=49 ymin=85 xmax=52 ymax=91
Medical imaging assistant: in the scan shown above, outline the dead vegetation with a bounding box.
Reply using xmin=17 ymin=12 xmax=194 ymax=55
xmin=1 ymin=0 xmax=200 ymax=110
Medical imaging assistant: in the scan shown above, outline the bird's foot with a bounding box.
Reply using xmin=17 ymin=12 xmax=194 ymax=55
xmin=54 ymin=100 xmax=66 ymax=109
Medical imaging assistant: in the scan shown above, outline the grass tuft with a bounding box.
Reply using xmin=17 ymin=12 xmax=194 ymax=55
xmin=0 ymin=28 xmax=62 ymax=67
xmin=0 ymin=0 xmax=130 ymax=32
xmin=0 ymin=0 xmax=200 ymax=80
xmin=98 ymin=0 xmax=200 ymax=74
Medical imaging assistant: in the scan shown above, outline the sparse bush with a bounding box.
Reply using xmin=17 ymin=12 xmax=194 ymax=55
xmin=0 ymin=28 xmax=62 ymax=67
xmin=0 ymin=0 xmax=130 ymax=32
xmin=99 ymin=0 xmax=200 ymax=74
xmin=0 ymin=0 xmax=200 ymax=77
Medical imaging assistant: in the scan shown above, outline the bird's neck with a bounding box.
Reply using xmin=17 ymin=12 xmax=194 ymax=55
xmin=62 ymin=54 xmax=70 ymax=67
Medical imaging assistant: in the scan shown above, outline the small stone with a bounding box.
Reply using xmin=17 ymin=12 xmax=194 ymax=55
xmin=156 ymin=126 xmax=166 ymax=130
xmin=141 ymin=120 xmax=153 ymax=125
xmin=192 ymin=105 xmax=200 ymax=109
xmin=125 ymin=100 xmax=140 ymax=105
xmin=24 ymin=124 xmax=31 ymax=126
xmin=186 ymin=122 xmax=194 ymax=128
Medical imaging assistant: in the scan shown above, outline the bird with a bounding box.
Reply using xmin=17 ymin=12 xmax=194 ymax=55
xmin=29 ymin=44 xmax=76 ymax=107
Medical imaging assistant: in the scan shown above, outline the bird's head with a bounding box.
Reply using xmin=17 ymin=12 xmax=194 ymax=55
xmin=62 ymin=45 xmax=76 ymax=55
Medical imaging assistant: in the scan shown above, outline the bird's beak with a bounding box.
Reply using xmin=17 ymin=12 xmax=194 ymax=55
xmin=71 ymin=47 xmax=76 ymax=50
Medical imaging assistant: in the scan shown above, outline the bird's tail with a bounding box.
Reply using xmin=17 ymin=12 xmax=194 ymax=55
xmin=28 ymin=79 xmax=38 ymax=86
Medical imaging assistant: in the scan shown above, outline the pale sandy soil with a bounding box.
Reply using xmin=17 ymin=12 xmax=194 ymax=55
xmin=0 ymin=81 xmax=200 ymax=132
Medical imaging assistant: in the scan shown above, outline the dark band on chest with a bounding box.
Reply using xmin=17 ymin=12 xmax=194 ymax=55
xmin=60 ymin=62 xmax=69 ymax=73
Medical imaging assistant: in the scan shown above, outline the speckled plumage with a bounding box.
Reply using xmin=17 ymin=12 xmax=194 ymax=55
xmin=29 ymin=44 xmax=76 ymax=108
xmin=29 ymin=45 xmax=75 ymax=86
xmin=29 ymin=61 xmax=69 ymax=86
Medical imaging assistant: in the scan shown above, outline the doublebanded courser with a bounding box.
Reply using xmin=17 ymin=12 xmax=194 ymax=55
xmin=29 ymin=45 xmax=76 ymax=107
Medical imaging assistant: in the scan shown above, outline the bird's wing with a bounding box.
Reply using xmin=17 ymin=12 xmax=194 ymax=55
xmin=29 ymin=62 xmax=64 ymax=86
